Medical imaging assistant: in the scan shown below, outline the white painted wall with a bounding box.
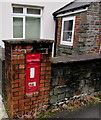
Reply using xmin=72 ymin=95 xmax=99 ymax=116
xmin=0 ymin=0 xmax=74 ymax=47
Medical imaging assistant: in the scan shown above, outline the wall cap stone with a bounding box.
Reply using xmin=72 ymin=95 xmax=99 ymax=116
xmin=52 ymin=53 xmax=101 ymax=64
xmin=3 ymin=39 xmax=54 ymax=44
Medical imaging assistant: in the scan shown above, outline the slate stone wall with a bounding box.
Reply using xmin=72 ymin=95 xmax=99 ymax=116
xmin=50 ymin=55 xmax=101 ymax=104
xmin=56 ymin=2 xmax=101 ymax=56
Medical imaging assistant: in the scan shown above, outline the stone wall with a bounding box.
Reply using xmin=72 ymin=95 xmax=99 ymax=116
xmin=56 ymin=2 xmax=101 ymax=56
xmin=3 ymin=39 xmax=53 ymax=118
xmin=50 ymin=54 xmax=101 ymax=104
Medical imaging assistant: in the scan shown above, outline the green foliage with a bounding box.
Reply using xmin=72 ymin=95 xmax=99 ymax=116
xmin=67 ymin=104 xmax=75 ymax=111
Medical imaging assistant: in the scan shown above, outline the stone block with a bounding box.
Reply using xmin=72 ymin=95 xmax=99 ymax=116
xmin=50 ymin=95 xmax=58 ymax=104
xmin=54 ymin=87 xmax=59 ymax=95
xmin=65 ymin=92 xmax=69 ymax=98
xmin=58 ymin=93 xmax=65 ymax=102
xmin=81 ymin=85 xmax=89 ymax=94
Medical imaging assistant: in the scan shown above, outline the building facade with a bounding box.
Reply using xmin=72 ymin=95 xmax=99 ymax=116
xmin=53 ymin=0 xmax=101 ymax=56
xmin=0 ymin=0 xmax=73 ymax=48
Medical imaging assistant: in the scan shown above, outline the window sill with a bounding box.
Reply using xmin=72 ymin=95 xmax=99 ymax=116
xmin=60 ymin=42 xmax=73 ymax=46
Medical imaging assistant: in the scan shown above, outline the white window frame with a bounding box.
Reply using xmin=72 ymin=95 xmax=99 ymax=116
xmin=12 ymin=6 xmax=42 ymax=39
xmin=61 ymin=16 xmax=75 ymax=46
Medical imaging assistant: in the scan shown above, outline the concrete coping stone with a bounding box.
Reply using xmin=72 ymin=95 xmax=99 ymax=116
xmin=52 ymin=53 xmax=101 ymax=64
xmin=2 ymin=39 xmax=54 ymax=44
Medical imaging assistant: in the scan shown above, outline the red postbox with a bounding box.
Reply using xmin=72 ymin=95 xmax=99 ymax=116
xmin=26 ymin=53 xmax=41 ymax=94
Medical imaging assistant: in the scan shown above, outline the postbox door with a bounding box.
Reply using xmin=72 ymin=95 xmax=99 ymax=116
xmin=26 ymin=63 xmax=40 ymax=94
xmin=26 ymin=53 xmax=41 ymax=94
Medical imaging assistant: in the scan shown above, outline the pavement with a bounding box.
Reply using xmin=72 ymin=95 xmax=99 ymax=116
xmin=0 ymin=60 xmax=8 ymax=120
xmin=51 ymin=103 xmax=101 ymax=119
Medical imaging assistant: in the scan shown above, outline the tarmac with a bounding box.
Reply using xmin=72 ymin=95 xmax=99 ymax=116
xmin=51 ymin=103 xmax=101 ymax=119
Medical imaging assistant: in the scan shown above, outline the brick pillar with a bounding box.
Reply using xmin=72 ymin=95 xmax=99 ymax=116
xmin=3 ymin=39 xmax=53 ymax=118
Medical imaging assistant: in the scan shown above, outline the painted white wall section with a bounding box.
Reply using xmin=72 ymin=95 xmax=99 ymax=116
xmin=0 ymin=3 xmax=2 ymax=46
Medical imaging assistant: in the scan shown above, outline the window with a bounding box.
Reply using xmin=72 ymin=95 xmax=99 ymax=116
xmin=12 ymin=6 xmax=42 ymax=39
xmin=61 ymin=16 xmax=75 ymax=46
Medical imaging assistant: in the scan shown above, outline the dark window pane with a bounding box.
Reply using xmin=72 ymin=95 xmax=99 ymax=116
xmin=64 ymin=20 xmax=73 ymax=31
xmin=13 ymin=7 xmax=23 ymax=13
xmin=27 ymin=8 xmax=41 ymax=14
xmin=69 ymin=20 xmax=73 ymax=30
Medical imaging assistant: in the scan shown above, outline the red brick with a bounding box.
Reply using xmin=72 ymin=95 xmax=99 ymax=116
xmin=12 ymin=51 xmax=19 ymax=55
xmin=40 ymin=76 xmax=45 ymax=80
xmin=19 ymin=86 xmax=25 ymax=91
xmin=39 ymin=91 xmax=45 ymax=95
xmin=40 ymin=87 xmax=49 ymax=92
xmin=24 ymin=106 xmax=30 ymax=110
xmin=34 ymin=100 xmax=39 ymax=104
xmin=39 ymin=80 xmax=44 ymax=84
xmin=19 ymin=74 xmax=25 ymax=78
xmin=19 ymin=107 xmax=25 ymax=111
xmin=25 ymin=102 xmax=32 ymax=106
xmin=12 ymin=60 xmax=25 ymax=65
xmin=45 ymin=82 xmax=50 ymax=87
xmin=12 ymin=88 xmax=19 ymax=92
xmin=19 ymin=55 xmax=25 ymax=60
xmin=13 ymin=104 xmax=19 ymax=109
xmin=12 ymin=83 xmax=19 ymax=88
xmin=41 ymin=79 xmax=50 ymax=83
xmin=19 ymin=91 xmax=25 ymax=95
xmin=40 ymin=83 xmax=44 ymax=87
xmin=19 ymin=64 xmax=25 ymax=69
xmin=39 ymin=95 xmax=49 ymax=100
xmin=41 ymin=63 xmax=46 ymax=67
xmin=11 ymin=56 xmax=18 ymax=60
xmin=37 ymin=99 xmax=44 ymax=103
xmin=44 ymin=98 xmax=49 ymax=102
xmin=18 ymin=103 xmax=25 ymax=107
xmin=41 ymin=67 xmax=46 ymax=71
xmin=19 ymin=99 xmax=30 ymax=104
xmin=14 ymin=108 xmax=19 ymax=112
xmin=12 ymin=100 xmax=19 ymax=105
xmin=11 ymin=79 xmax=20 ymax=83
xmin=46 ymin=75 xmax=51 ymax=79
xmin=13 ymin=92 xmax=19 ymax=96
xmin=44 ymin=91 xmax=49 ymax=95
xmin=15 ymin=69 xmax=25 ymax=74
xmin=19 ymin=82 xmax=25 ymax=87
xmin=12 ymin=96 xmax=24 ymax=101
xmin=13 ymin=74 xmax=19 ymax=79
xmin=31 ymin=97 xmax=37 ymax=101
xmin=46 ymin=66 xmax=51 ymax=70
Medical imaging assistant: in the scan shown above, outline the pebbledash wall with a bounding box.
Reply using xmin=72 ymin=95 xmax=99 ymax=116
xmin=3 ymin=39 xmax=53 ymax=118
xmin=55 ymin=2 xmax=101 ymax=56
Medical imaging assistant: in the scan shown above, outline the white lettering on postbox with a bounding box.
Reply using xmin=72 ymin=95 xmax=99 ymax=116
xmin=28 ymin=82 xmax=36 ymax=87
